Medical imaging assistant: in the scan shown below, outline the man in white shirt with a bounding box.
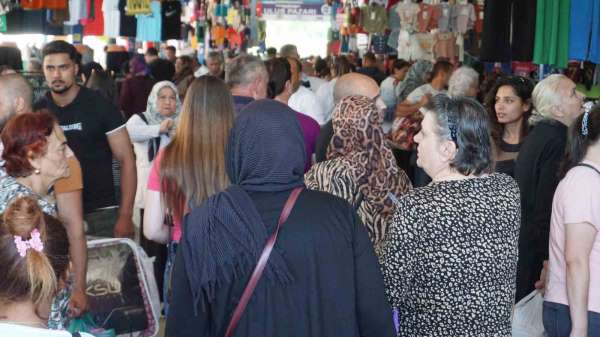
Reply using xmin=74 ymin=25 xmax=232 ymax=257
xmin=380 ymin=59 xmax=410 ymax=113
xmin=287 ymin=57 xmax=327 ymax=125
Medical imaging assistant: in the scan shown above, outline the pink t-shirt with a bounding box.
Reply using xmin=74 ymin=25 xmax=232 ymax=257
xmin=546 ymin=161 xmax=600 ymax=313
xmin=147 ymin=151 xmax=183 ymax=242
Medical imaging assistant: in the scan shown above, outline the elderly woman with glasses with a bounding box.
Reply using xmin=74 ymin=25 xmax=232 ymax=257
xmin=379 ymin=95 xmax=521 ymax=336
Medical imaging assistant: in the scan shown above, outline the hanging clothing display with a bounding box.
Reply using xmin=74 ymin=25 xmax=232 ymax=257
xmin=533 ymin=0 xmax=571 ymax=69
xmin=434 ymin=31 xmax=454 ymax=59
xmin=136 ymin=0 xmax=161 ymax=41
xmin=415 ymin=2 xmax=439 ymax=33
xmin=118 ymin=0 xmax=136 ymax=37
xmin=451 ymin=2 xmax=475 ymax=35
xmin=161 ymin=0 xmax=181 ymax=40
xmin=211 ymin=22 xmax=226 ymax=47
xmin=387 ymin=2 xmax=401 ymax=49
xmin=396 ymin=0 xmax=418 ymax=33
xmin=437 ymin=1 xmax=452 ymax=33
xmin=102 ymin=0 xmax=120 ymax=37
xmin=360 ymin=3 xmax=387 ymax=34
xmin=569 ymin=0 xmax=600 ymax=64
xmin=82 ymin=0 xmax=104 ymax=35
xmin=480 ymin=0 xmax=511 ymax=62
xmin=64 ymin=0 xmax=86 ymax=25
xmin=511 ymin=0 xmax=536 ymax=61
xmin=480 ymin=0 xmax=536 ymax=63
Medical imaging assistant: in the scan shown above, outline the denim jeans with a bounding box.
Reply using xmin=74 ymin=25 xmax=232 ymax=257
xmin=543 ymin=301 xmax=600 ymax=337
xmin=163 ymin=241 xmax=178 ymax=316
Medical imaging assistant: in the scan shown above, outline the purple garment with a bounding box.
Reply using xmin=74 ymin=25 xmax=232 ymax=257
xmin=119 ymin=75 xmax=156 ymax=119
xmin=294 ymin=111 xmax=320 ymax=172
xmin=234 ymin=96 xmax=320 ymax=172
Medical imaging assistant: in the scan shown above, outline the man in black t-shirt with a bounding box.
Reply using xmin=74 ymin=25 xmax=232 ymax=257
xmin=36 ymin=40 xmax=136 ymax=239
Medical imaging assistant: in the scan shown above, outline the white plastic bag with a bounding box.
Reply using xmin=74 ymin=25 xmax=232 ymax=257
xmin=512 ymin=290 xmax=546 ymax=337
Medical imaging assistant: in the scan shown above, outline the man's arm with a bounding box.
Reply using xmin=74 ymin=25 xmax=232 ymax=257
xmin=107 ymin=127 xmax=137 ymax=238
xmin=54 ymin=157 xmax=88 ymax=316
xmin=395 ymin=94 xmax=430 ymax=119
xmin=56 ymin=190 xmax=88 ymax=316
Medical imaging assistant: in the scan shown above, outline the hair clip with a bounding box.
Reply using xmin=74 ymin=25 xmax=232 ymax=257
xmin=13 ymin=229 xmax=44 ymax=257
xmin=447 ymin=117 xmax=458 ymax=143
xmin=582 ymin=102 xmax=593 ymax=137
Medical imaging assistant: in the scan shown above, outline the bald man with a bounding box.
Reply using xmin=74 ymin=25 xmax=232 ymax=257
xmin=0 ymin=73 xmax=89 ymax=316
xmin=314 ymin=73 xmax=385 ymax=162
xmin=0 ymin=74 xmax=33 ymax=129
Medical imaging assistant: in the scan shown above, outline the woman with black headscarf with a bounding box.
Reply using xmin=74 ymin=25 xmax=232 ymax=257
xmin=165 ymin=99 xmax=396 ymax=337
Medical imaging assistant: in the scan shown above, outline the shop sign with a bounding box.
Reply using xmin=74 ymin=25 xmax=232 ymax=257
xmin=262 ymin=0 xmax=329 ymax=20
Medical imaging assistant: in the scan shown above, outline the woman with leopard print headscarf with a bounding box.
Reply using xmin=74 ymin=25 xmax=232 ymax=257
xmin=305 ymin=95 xmax=411 ymax=253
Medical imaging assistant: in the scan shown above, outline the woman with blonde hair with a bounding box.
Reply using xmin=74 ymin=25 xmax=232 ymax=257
xmin=0 ymin=197 xmax=90 ymax=336
xmin=143 ymin=75 xmax=235 ymax=313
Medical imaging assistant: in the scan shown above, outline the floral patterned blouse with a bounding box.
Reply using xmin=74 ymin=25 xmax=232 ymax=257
xmin=379 ymin=174 xmax=520 ymax=336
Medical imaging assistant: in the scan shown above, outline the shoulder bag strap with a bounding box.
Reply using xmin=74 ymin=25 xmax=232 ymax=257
xmin=223 ymin=187 xmax=303 ymax=337
xmin=575 ymin=163 xmax=600 ymax=175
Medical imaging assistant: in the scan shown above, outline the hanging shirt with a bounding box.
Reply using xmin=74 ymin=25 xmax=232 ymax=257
xmin=161 ymin=0 xmax=181 ymax=40
xmin=44 ymin=0 xmax=67 ymax=10
xmin=102 ymin=0 xmax=120 ymax=37
xmin=360 ymin=3 xmax=387 ymax=34
xmin=396 ymin=1 xmax=418 ymax=33
xmin=136 ymin=0 xmax=161 ymax=41
xmin=20 ymin=0 xmax=43 ymax=10
xmin=452 ymin=3 xmax=475 ymax=35
xmin=415 ymin=3 xmax=439 ymax=33
xmin=569 ymin=0 xmax=600 ymax=63
xmin=82 ymin=0 xmax=104 ymax=36
xmin=119 ymin=0 xmax=137 ymax=37
xmin=437 ymin=2 xmax=453 ymax=33
xmin=533 ymin=0 xmax=570 ymax=68
xmin=211 ymin=23 xmax=226 ymax=46
xmin=64 ymin=0 xmax=86 ymax=25
xmin=387 ymin=3 xmax=401 ymax=48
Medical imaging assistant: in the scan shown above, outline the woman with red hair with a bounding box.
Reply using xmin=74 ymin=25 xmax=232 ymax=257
xmin=0 ymin=110 xmax=72 ymax=216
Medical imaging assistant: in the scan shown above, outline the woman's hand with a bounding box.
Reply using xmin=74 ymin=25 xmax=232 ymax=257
xmin=159 ymin=119 xmax=174 ymax=134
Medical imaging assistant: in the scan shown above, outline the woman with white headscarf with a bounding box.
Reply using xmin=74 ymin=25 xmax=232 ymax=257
xmin=126 ymin=81 xmax=181 ymax=264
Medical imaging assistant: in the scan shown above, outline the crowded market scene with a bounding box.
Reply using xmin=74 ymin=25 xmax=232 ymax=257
xmin=0 ymin=0 xmax=599 ymax=335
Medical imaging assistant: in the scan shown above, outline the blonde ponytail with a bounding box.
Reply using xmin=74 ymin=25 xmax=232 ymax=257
xmin=26 ymin=249 xmax=58 ymax=310
xmin=0 ymin=196 xmax=57 ymax=316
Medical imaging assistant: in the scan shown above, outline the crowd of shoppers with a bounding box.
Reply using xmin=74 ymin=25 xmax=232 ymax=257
xmin=0 ymin=41 xmax=597 ymax=337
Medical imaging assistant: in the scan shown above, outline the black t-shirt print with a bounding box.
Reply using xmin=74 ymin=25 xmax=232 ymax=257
xmin=34 ymin=86 xmax=125 ymax=213
xmin=161 ymin=1 xmax=181 ymax=40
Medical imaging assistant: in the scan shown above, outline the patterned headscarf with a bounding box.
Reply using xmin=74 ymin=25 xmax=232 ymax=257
xmin=327 ymin=95 xmax=411 ymax=226
xmin=396 ymin=60 xmax=433 ymax=102
xmin=143 ymin=81 xmax=182 ymax=127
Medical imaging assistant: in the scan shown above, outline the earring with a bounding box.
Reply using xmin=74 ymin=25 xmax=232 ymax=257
xmin=34 ymin=169 xmax=41 ymax=175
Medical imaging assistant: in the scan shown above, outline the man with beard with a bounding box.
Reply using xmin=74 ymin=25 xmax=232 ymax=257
xmin=35 ymin=41 xmax=137 ymax=239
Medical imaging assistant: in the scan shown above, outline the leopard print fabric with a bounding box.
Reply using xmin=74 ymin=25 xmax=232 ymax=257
xmin=306 ymin=95 xmax=411 ymax=250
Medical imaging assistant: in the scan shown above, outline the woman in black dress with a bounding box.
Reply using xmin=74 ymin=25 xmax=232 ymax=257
xmin=380 ymin=95 xmax=521 ymax=336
